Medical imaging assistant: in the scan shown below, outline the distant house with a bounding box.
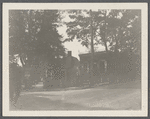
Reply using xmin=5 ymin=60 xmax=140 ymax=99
xmin=79 ymin=51 xmax=108 ymax=74
xmin=79 ymin=51 xmax=132 ymax=75
xmin=79 ymin=51 xmax=107 ymax=64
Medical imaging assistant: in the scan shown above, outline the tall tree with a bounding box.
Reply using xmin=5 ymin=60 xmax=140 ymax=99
xmin=9 ymin=10 xmax=65 ymax=66
xmin=64 ymin=10 xmax=98 ymax=76
xmin=106 ymin=10 xmax=141 ymax=54
xmin=9 ymin=10 xmax=66 ymax=87
xmin=65 ymin=9 xmax=141 ymax=54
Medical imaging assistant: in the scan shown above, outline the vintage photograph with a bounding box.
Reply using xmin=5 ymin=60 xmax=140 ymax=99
xmin=3 ymin=3 xmax=148 ymax=116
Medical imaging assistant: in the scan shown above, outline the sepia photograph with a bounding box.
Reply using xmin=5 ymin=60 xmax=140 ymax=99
xmin=3 ymin=3 xmax=148 ymax=116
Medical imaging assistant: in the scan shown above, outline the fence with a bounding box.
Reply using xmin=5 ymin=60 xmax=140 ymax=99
xmin=42 ymin=52 xmax=141 ymax=88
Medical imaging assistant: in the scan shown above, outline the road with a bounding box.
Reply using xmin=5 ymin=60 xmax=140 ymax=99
xmin=13 ymin=80 xmax=141 ymax=110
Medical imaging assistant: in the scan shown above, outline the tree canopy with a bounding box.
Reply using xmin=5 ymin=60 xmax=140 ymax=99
xmin=64 ymin=9 xmax=141 ymax=55
xmin=9 ymin=9 xmax=141 ymax=66
xmin=9 ymin=10 xmax=65 ymax=66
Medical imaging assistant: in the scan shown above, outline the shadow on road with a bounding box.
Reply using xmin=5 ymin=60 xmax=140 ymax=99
xmin=10 ymin=80 xmax=141 ymax=111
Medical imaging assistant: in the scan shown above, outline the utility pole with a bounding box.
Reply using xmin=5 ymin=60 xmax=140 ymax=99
xmin=90 ymin=9 xmax=94 ymax=77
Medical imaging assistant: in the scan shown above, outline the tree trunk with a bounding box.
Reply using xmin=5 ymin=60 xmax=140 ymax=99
xmin=115 ymin=28 xmax=121 ymax=53
xmin=90 ymin=10 xmax=94 ymax=78
xmin=115 ymin=33 xmax=119 ymax=53
xmin=103 ymin=10 xmax=108 ymax=52
xmin=104 ymin=40 xmax=108 ymax=52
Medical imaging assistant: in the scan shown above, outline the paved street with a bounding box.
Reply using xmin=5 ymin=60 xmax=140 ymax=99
xmin=13 ymin=80 xmax=141 ymax=110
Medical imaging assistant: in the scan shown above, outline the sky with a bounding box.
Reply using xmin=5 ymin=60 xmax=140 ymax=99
xmin=57 ymin=25 xmax=89 ymax=60
xmin=57 ymin=12 xmax=105 ymax=60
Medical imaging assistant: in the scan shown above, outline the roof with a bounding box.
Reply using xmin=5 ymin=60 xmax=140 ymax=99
xmin=79 ymin=51 xmax=107 ymax=57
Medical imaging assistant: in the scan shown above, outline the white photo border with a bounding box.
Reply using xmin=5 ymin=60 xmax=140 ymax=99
xmin=3 ymin=3 xmax=148 ymax=117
